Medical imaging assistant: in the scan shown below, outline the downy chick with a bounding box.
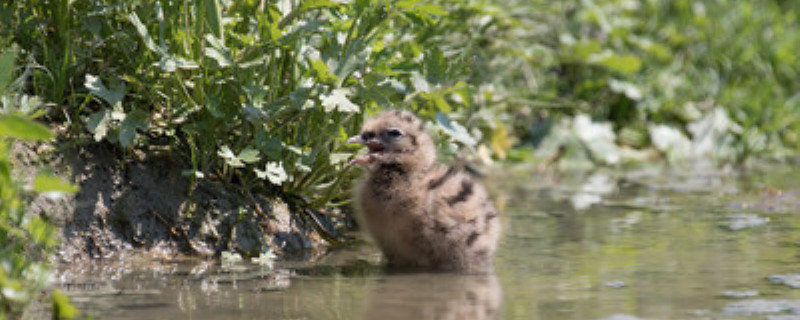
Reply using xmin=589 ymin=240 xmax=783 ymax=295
xmin=348 ymin=110 xmax=500 ymax=273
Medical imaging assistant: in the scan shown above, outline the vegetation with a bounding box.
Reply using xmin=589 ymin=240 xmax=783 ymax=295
xmin=0 ymin=48 xmax=77 ymax=319
xmin=0 ymin=0 xmax=798 ymax=314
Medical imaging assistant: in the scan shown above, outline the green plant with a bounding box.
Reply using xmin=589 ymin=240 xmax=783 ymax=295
xmin=0 ymin=45 xmax=78 ymax=319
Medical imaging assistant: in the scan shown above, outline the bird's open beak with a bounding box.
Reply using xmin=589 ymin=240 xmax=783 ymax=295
xmin=347 ymin=135 xmax=365 ymax=145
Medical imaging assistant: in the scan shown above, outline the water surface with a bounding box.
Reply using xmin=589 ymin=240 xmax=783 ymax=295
xmin=49 ymin=166 xmax=800 ymax=319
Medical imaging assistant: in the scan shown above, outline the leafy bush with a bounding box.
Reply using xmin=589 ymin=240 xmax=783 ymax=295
xmin=1 ymin=0 xmax=798 ymax=247
xmin=0 ymin=46 xmax=77 ymax=320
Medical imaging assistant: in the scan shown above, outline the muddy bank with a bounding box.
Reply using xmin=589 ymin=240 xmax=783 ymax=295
xmin=13 ymin=140 xmax=337 ymax=263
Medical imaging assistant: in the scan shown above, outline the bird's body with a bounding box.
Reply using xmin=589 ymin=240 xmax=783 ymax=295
xmin=349 ymin=110 xmax=500 ymax=273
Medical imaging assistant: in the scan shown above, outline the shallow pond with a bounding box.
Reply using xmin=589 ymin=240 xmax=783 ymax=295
xmin=45 ymin=166 xmax=800 ymax=319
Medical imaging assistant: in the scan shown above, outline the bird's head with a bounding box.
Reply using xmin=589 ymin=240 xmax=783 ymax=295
xmin=348 ymin=110 xmax=436 ymax=171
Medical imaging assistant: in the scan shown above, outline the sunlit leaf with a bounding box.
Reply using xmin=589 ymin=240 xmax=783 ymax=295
xmin=255 ymin=162 xmax=288 ymax=185
xmin=329 ymin=152 xmax=351 ymax=165
xmin=86 ymin=109 xmax=111 ymax=142
xmin=26 ymin=216 xmax=58 ymax=248
xmin=33 ymin=173 xmax=79 ymax=194
xmin=573 ymin=114 xmax=620 ymax=165
xmin=435 ymin=111 xmax=477 ymax=147
xmin=0 ymin=46 xmax=18 ymax=96
xmin=218 ymin=145 xmax=243 ymax=167
xmin=84 ymin=74 xmax=125 ymax=108
xmin=310 ymin=59 xmax=339 ymax=84
xmin=320 ymin=88 xmax=359 ymax=113
xmin=51 ymin=290 xmax=78 ymax=319
xmin=204 ymin=34 xmax=233 ymax=67
xmin=300 ymin=0 xmax=340 ymax=11
xmin=128 ymin=13 xmax=161 ymax=53
xmin=203 ymin=0 xmax=224 ymax=41
xmin=118 ymin=109 xmax=150 ymax=148
xmin=157 ymin=55 xmax=199 ymax=72
xmin=0 ymin=114 xmax=53 ymax=141
xmin=424 ymin=47 xmax=447 ymax=85
xmin=590 ymin=52 xmax=642 ymax=74
xmin=238 ymin=148 xmax=261 ymax=164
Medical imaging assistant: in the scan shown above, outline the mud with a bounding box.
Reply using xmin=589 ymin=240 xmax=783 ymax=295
xmin=13 ymin=140 xmax=332 ymax=263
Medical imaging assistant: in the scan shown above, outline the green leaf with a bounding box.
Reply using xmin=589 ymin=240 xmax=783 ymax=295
xmin=434 ymin=111 xmax=476 ymax=147
xmin=203 ymin=0 xmax=224 ymax=41
xmin=591 ymin=53 xmax=642 ymax=74
xmin=0 ymin=46 xmax=18 ymax=96
xmin=51 ymin=289 xmax=78 ymax=319
xmin=310 ymin=59 xmax=339 ymax=84
xmin=158 ymin=55 xmax=199 ymax=72
xmin=424 ymin=47 xmax=447 ymax=85
xmin=412 ymin=3 xmax=447 ymax=16
xmin=320 ymin=88 xmax=360 ymax=113
xmin=255 ymin=162 xmax=288 ymax=185
xmin=86 ymin=109 xmax=111 ymax=142
xmin=33 ymin=173 xmax=79 ymax=194
xmin=218 ymin=146 xmax=260 ymax=168
xmin=329 ymin=152 xmax=351 ymax=166
xmin=0 ymin=114 xmax=53 ymax=141
xmin=26 ymin=216 xmax=57 ymax=248
xmin=129 ymin=13 xmax=162 ymax=54
xmin=238 ymin=148 xmax=261 ymax=164
xmin=118 ymin=109 xmax=150 ymax=148
xmin=85 ymin=74 xmax=125 ymax=108
xmin=300 ymin=0 xmax=341 ymax=11
xmin=204 ymin=34 xmax=233 ymax=67
xmin=218 ymin=145 xmax=242 ymax=167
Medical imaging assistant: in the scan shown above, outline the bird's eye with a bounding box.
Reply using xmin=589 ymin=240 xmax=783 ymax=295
xmin=386 ymin=128 xmax=404 ymax=138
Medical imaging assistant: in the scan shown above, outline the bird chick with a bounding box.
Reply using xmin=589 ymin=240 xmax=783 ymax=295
xmin=348 ymin=110 xmax=500 ymax=273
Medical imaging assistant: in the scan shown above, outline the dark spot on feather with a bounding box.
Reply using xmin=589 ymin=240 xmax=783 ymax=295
xmin=475 ymin=249 xmax=488 ymax=257
xmin=447 ymin=180 xmax=474 ymax=206
xmin=409 ymin=134 xmax=417 ymax=146
xmin=428 ymin=166 xmax=458 ymax=190
xmin=485 ymin=211 xmax=498 ymax=221
xmin=434 ymin=221 xmax=450 ymax=234
xmin=466 ymin=232 xmax=480 ymax=246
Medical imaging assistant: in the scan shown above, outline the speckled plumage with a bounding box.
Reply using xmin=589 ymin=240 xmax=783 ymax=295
xmin=349 ymin=110 xmax=501 ymax=273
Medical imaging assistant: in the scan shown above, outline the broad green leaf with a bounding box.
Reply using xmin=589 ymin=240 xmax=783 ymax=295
xmin=204 ymin=34 xmax=233 ymax=67
xmin=118 ymin=109 xmax=150 ymax=148
xmin=238 ymin=148 xmax=261 ymax=164
xmin=84 ymin=74 xmax=125 ymax=108
xmin=590 ymin=52 xmax=642 ymax=74
xmin=424 ymin=47 xmax=446 ymax=85
xmin=218 ymin=145 xmax=237 ymax=161
xmin=300 ymin=0 xmax=340 ymax=10
xmin=33 ymin=173 xmax=79 ymax=194
xmin=320 ymin=88 xmax=359 ymax=113
xmin=413 ymin=4 xmax=447 ymax=16
xmin=86 ymin=109 xmax=111 ymax=142
xmin=203 ymin=0 xmax=224 ymax=41
xmin=0 ymin=46 xmax=18 ymax=96
xmin=310 ymin=59 xmax=339 ymax=84
xmin=434 ymin=112 xmax=477 ymax=147
xmin=26 ymin=216 xmax=57 ymax=248
xmin=51 ymin=290 xmax=78 ymax=319
xmin=329 ymin=152 xmax=351 ymax=165
xmin=255 ymin=162 xmax=288 ymax=185
xmin=573 ymin=114 xmax=620 ymax=165
xmin=129 ymin=13 xmax=161 ymax=54
xmin=218 ymin=146 xmax=260 ymax=168
xmin=157 ymin=55 xmax=199 ymax=72
xmin=0 ymin=114 xmax=53 ymax=141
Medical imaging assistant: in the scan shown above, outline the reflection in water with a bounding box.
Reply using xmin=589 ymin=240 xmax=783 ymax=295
xmin=362 ymin=273 xmax=501 ymax=320
xmin=28 ymin=166 xmax=800 ymax=320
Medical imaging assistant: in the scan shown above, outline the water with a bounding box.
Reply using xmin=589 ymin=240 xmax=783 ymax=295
xmin=45 ymin=166 xmax=800 ymax=319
